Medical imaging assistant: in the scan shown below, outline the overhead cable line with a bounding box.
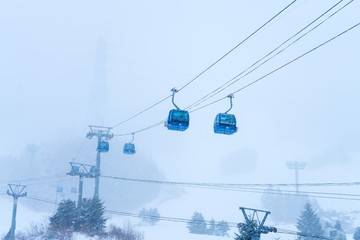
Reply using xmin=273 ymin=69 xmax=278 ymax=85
xmin=0 ymin=174 xmax=66 ymax=185
xmin=101 ymin=174 xmax=360 ymax=188
xmin=73 ymin=136 xmax=87 ymax=161
xmin=101 ymin=175 xmax=360 ymax=201
xmin=114 ymin=119 xmax=166 ymax=137
xmin=185 ymin=0 xmax=353 ymax=110
xmin=113 ymin=21 xmax=360 ymax=136
xmin=105 ymin=210 xmax=334 ymax=240
xmin=25 ymin=177 xmax=73 ymax=187
xmin=112 ymin=96 xmax=171 ymax=129
xmin=25 ymin=195 xmax=59 ymax=205
xmin=276 ymin=228 xmax=335 ymax=240
xmin=176 ymin=0 xmax=298 ymax=92
xmin=106 ymin=209 xmax=239 ymax=227
xmin=111 ymin=0 xmax=298 ymax=129
xmin=190 ymin=21 xmax=360 ymax=113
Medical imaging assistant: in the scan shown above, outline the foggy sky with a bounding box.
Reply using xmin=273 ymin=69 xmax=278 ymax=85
xmin=0 ymin=0 xmax=359 ymax=211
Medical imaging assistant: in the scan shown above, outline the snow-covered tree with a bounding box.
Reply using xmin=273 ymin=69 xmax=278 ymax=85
xmin=235 ymin=224 xmax=252 ymax=240
xmin=207 ymin=218 xmax=216 ymax=235
xmin=48 ymin=199 xmax=76 ymax=239
xmin=49 ymin=199 xmax=76 ymax=231
xmin=353 ymin=227 xmax=360 ymax=240
xmin=215 ymin=220 xmax=230 ymax=236
xmin=139 ymin=207 xmax=160 ymax=225
xmin=296 ymin=202 xmax=324 ymax=240
xmin=187 ymin=212 xmax=207 ymax=234
xmin=79 ymin=198 xmax=107 ymax=235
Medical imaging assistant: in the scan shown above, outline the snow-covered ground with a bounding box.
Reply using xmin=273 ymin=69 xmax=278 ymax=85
xmin=0 ymin=197 xmax=51 ymax=237
xmin=1 ymin=184 xmax=358 ymax=240
xmin=0 ymin=187 xmax=296 ymax=240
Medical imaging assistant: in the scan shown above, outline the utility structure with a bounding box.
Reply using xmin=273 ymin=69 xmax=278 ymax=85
xmin=237 ymin=207 xmax=277 ymax=240
xmin=67 ymin=162 xmax=97 ymax=219
xmin=286 ymin=161 xmax=307 ymax=193
xmin=6 ymin=184 xmax=27 ymax=240
xmin=86 ymin=125 xmax=113 ymax=199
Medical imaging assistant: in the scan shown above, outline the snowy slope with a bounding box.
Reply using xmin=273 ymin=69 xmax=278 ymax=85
xmin=0 ymin=196 xmax=50 ymax=236
xmin=1 ymin=183 xmax=359 ymax=240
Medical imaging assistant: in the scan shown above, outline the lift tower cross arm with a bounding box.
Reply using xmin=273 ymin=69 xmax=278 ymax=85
xmin=67 ymin=162 xmax=97 ymax=224
xmin=238 ymin=207 xmax=277 ymax=240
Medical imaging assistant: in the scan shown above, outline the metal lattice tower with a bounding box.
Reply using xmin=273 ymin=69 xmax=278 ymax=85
xmin=6 ymin=184 xmax=27 ymax=240
xmin=86 ymin=125 xmax=113 ymax=199
xmin=89 ymin=36 xmax=108 ymax=125
xmin=237 ymin=207 xmax=277 ymax=240
xmin=286 ymin=161 xmax=307 ymax=193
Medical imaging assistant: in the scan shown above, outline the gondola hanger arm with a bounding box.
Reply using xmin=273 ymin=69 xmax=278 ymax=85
xmin=225 ymin=94 xmax=234 ymax=114
xmin=171 ymin=88 xmax=180 ymax=110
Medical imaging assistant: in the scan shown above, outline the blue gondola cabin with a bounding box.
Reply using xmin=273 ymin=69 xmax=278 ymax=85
xmin=97 ymin=141 xmax=109 ymax=152
xmin=165 ymin=109 xmax=190 ymax=131
xmin=214 ymin=113 xmax=237 ymax=135
xmin=123 ymin=143 xmax=136 ymax=154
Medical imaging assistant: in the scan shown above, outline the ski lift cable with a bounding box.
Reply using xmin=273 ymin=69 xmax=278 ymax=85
xmin=112 ymin=95 xmax=172 ymax=129
xmin=105 ymin=210 xmax=336 ymax=240
xmin=176 ymin=0 xmax=298 ymax=92
xmin=106 ymin=209 xmax=239 ymax=227
xmin=73 ymin=136 xmax=87 ymax=161
xmin=25 ymin=195 xmax=59 ymax=205
xmin=24 ymin=195 xmax=237 ymax=227
xmin=276 ymin=229 xmax=335 ymax=240
xmin=101 ymin=174 xmax=360 ymax=188
xmin=110 ymin=0 xmax=299 ymax=129
xmin=0 ymin=174 xmax=67 ymax=185
xmin=100 ymin=175 xmax=360 ymax=201
xmin=189 ymin=21 xmax=360 ymax=113
xmin=113 ymin=21 xmax=360 ymax=136
xmin=185 ymin=0 xmax=353 ymax=111
xmin=192 ymin=185 xmax=360 ymax=198
xmin=114 ymin=119 xmax=166 ymax=137
xmin=25 ymin=178 xmax=74 ymax=187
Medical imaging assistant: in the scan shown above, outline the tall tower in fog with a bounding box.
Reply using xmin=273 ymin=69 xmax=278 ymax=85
xmin=89 ymin=36 xmax=109 ymax=125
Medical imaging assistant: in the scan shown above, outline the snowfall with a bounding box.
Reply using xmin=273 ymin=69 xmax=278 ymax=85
xmin=0 ymin=187 xmax=297 ymax=240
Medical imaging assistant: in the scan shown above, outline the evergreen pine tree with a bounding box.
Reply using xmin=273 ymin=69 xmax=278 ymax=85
xmin=79 ymin=198 xmax=107 ymax=235
xmin=48 ymin=199 xmax=76 ymax=239
xmin=187 ymin=212 xmax=207 ymax=234
xmin=353 ymin=227 xmax=360 ymax=240
xmin=139 ymin=207 xmax=160 ymax=225
xmin=215 ymin=220 xmax=230 ymax=236
xmin=296 ymin=202 xmax=324 ymax=240
xmin=207 ymin=218 xmax=216 ymax=235
xmin=49 ymin=199 xmax=77 ymax=232
xmin=235 ymin=224 xmax=252 ymax=240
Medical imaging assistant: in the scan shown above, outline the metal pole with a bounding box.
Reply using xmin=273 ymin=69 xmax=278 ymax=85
xmin=9 ymin=197 xmax=18 ymax=240
xmin=295 ymin=165 xmax=299 ymax=193
xmin=286 ymin=161 xmax=306 ymax=194
xmin=86 ymin=125 xmax=112 ymax=199
xmin=6 ymin=184 xmax=26 ymax=240
xmin=94 ymin=150 xmax=100 ymax=199
xmin=77 ymin=175 xmax=84 ymax=218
